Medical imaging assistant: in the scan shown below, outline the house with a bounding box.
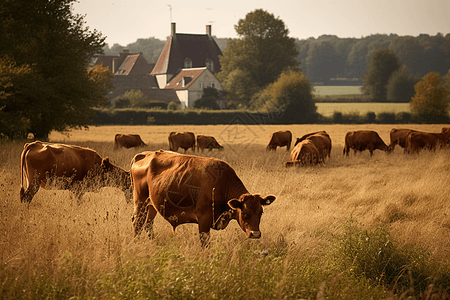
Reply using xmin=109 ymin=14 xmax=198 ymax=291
xmin=94 ymin=23 xmax=224 ymax=109
xmin=165 ymin=67 xmax=224 ymax=108
xmin=151 ymin=23 xmax=223 ymax=89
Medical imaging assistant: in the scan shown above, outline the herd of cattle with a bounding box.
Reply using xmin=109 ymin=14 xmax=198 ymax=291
xmin=18 ymin=127 xmax=449 ymax=245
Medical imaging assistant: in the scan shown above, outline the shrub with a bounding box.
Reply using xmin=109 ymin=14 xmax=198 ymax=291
xmin=378 ymin=112 xmax=396 ymax=124
xmin=365 ymin=111 xmax=376 ymax=123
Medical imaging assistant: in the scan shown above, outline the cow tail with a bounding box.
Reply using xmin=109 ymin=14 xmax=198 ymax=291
xmin=20 ymin=143 xmax=32 ymax=194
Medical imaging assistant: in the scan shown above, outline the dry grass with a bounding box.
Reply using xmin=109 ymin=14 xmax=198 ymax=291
xmin=1 ymin=124 xmax=449 ymax=298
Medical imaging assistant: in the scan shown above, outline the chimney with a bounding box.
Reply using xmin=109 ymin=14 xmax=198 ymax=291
xmin=206 ymin=24 xmax=212 ymax=36
xmin=171 ymin=22 xmax=176 ymax=36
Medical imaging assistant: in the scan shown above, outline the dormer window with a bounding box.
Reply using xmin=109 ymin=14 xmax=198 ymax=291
xmin=205 ymin=59 xmax=214 ymax=72
xmin=184 ymin=58 xmax=192 ymax=68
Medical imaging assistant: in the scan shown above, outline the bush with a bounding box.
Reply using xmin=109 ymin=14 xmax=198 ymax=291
xmin=378 ymin=112 xmax=396 ymax=124
xmin=365 ymin=111 xmax=376 ymax=123
xmin=331 ymin=219 xmax=449 ymax=293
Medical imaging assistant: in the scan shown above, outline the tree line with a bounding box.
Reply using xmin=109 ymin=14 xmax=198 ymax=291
xmin=1 ymin=2 xmax=449 ymax=140
xmin=104 ymin=32 xmax=450 ymax=85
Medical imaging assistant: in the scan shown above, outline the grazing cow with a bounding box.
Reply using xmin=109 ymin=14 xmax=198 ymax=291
xmin=343 ymin=130 xmax=391 ymax=157
xmin=295 ymin=131 xmax=332 ymax=161
xmin=405 ymin=131 xmax=446 ymax=153
xmin=168 ymin=132 xmax=195 ymax=153
xmin=197 ymin=135 xmax=223 ymax=151
xmin=266 ymin=130 xmax=292 ymax=151
xmin=114 ymin=134 xmax=146 ymax=149
xmin=284 ymin=139 xmax=320 ymax=167
xmin=130 ymin=150 xmax=276 ymax=246
xmin=20 ymin=141 xmax=131 ymax=203
xmin=389 ymin=129 xmax=418 ymax=150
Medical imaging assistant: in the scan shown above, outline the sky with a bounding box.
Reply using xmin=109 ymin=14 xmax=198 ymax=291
xmin=72 ymin=0 xmax=450 ymax=47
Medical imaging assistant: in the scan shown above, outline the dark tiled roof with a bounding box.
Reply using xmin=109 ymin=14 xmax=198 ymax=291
xmin=108 ymin=76 xmax=180 ymax=104
xmin=151 ymin=34 xmax=223 ymax=75
xmin=164 ymin=68 xmax=207 ymax=90
xmin=93 ymin=55 xmax=116 ymax=71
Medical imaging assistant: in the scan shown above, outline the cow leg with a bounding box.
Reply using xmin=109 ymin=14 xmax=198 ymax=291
xmin=198 ymin=216 xmax=212 ymax=247
xmin=133 ymin=197 xmax=151 ymax=237
xmin=20 ymin=185 xmax=38 ymax=203
xmin=143 ymin=205 xmax=158 ymax=239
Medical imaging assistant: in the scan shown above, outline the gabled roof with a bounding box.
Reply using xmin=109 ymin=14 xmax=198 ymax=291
xmin=115 ymin=53 xmax=154 ymax=76
xmin=151 ymin=33 xmax=223 ymax=76
xmin=165 ymin=68 xmax=208 ymax=90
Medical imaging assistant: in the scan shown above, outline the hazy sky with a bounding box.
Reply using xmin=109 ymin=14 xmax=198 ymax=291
xmin=73 ymin=0 xmax=450 ymax=46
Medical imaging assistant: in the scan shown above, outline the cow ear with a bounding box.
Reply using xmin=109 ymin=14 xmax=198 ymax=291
xmin=261 ymin=195 xmax=276 ymax=206
xmin=228 ymin=198 xmax=242 ymax=210
xmin=101 ymin=157 xmax=112 ymax=170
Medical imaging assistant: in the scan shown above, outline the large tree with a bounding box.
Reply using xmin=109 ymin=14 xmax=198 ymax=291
xmin=410 ymin=72 xmax=449 ymax=123
xmin=0 ymin=0 xmax=106 ymax=139
xmin=217 ymin=9 xmax=299 ymax=108
xmin=362 ymin=48 xmax=401 ymax=102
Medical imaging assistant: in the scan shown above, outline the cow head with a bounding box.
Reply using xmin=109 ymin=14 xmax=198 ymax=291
xmin=227 ymin=194 xmax=276 ymax=239
xmin=101 ymin=157 xmax=132 ymax=192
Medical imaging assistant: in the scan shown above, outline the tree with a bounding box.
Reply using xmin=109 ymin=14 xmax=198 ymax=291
xmin=304 ymin=40 xmax=338 ymax=83
xmin=362 ymin=49 xmax=401 ymax=102
xmin=251 ymin=69 xmax=317 ymax=123
xmin=386 ymin=66 xmax=419 ymax=103
xmin=194 ymin=88 xmax=221 ymax=110
xmin=0 ymin=0 xmax=106 ymax=139
xmin=410 ymin=72 xmax=450 ymax=123
xmin=217 ymin=9 xmax=299 ymax=107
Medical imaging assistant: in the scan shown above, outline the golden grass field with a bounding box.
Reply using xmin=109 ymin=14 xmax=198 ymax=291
xmin=1 ymin=123 xmax=450 ymax=298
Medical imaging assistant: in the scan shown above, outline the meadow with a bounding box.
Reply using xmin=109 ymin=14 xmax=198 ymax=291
xmin=316 ymin=102 xmax=411 ymax=117
xmin=313 ymin=86 xmax=362 ymax=96
xmin=1 ymin=124 xmax=450 ymax=299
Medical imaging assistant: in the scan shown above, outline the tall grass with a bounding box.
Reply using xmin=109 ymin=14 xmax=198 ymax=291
xmin=1 ymin=125 xmax=449 ymax=299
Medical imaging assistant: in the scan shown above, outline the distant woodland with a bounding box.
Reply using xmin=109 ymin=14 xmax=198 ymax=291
xmin=103 ymin=33 xmax=450 ymax=85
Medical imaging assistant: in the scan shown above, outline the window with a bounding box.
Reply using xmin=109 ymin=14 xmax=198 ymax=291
xmin=199 ymin=82 xmax=204 ymax=89
xmin=184 ymin=58 xmax=192 ymax=68
xmin=210 ymin=82 xmax=215 ymax=88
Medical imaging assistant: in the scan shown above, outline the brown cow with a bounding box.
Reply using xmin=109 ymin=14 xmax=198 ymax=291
xmin=284 ymin=139 xmax=320 ymax=167
xmin=295 ymin=131 xmax=332 ymax=161
xmin=130 ymin=150 xmax=276 ymax=246
xmin=343 ymin=130 xmax=391 ymax=157
xmin=389 ymin=128 xmax=418 ymax=150
xmin=266 ymin=130 xmax=292 ymax=151
xmin=405 ymin=131 xmax=447 ymax=153
xmin=168 ymin=132 xmax=195 ymax=153
xmin=114 ymin=134 xmax=146 ymax=149
xmin=197 ymin=135 xmax=223 ymax=151
xmin=20 ymin=141 xmax=131 ymax=203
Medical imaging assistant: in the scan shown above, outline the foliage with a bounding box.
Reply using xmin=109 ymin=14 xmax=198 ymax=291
xmin=167 ymin=101 xmax=179 ymax=110
xmin=386 ymin=66 xmax=419 ymax=103
xmin=124 ymin=89 xmax=147 ymax=108
xmin=251 ymin=69 xmax=317 ymax=123
xmin=0 ymin=0 xmax=106 ymax=139
xmin=363 ymin=49 xmax=401 ymax=102
xmin=331 ymin=219 xmax=444 ymax=293
xmin=410 ymin=72 xmax=450 ymax=123
xmin=217 ymin=9 xmax=299 ymax=107
xmin=194 ymin=88 xmax=221 ymax=110
xmin=304 ymin=40 xmax=338 ymax=83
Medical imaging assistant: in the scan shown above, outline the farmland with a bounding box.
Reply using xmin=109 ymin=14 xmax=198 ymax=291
xmin=313 ymin=85 xmax=362 ymax=96
xmin=316 ymin=102 xmax=410 ymax=117
xmin=1 ymin=124 xmax=450 ymax=299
